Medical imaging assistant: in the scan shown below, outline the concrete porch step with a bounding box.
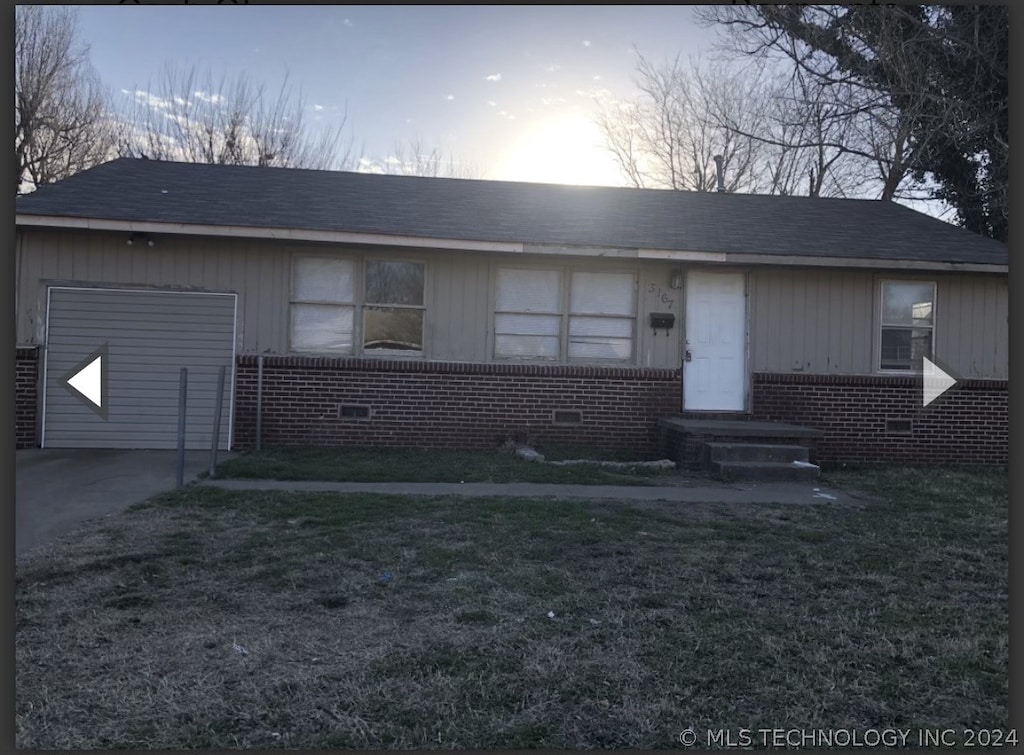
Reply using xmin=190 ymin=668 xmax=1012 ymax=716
xmin=703 ymin=442 xmax=809 ymax=464
xmin=709 ymin=459 xmax=820 ymax=482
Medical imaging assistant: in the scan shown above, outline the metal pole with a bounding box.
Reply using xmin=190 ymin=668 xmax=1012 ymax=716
xmin=255 ymin=354 xmax=264 ymax=451
xmin=176 ymin=367 xmax=188 ymax=488
xmin=209 ymin=364 xmax=226 ymax=478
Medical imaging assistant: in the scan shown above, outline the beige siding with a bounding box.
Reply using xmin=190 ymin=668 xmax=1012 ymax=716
xmin=17 ymin=228 xmax=1005 ymax=377
xmin=17 ymin=229 xmax=288 ymax=352
xmin=429 ymin=252 xmax=491 ymax=361
xmin=936 ymin=274 xmax=1008 ymax=379
xmin=637 ymin=266 xmax=682 ymax=368
xmin=750 ymin=267 xmax=1007 ymax=379
xmin=750 ymin=268 xmax=877 ymax=374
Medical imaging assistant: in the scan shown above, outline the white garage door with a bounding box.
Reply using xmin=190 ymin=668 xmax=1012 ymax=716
xmin=42 ymin=287 xmax=237 ymax=450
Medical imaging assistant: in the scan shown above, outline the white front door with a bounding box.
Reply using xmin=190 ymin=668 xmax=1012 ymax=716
xmin=684 ymin=271 xmax=747 ymax=411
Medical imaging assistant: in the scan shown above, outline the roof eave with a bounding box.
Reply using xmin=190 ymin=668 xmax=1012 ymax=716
xmin=15 ymin=214 xmax=1007 ymax=274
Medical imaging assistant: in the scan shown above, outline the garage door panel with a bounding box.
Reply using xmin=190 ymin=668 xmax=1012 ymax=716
xmin=44 ymin=287 xmax=236 ymax=450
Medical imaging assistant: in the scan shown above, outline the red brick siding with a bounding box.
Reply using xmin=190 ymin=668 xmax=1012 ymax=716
xmin=16 ymin=347 xmax=39 ymax=449
xmin=233 ymin=356 xmax=681 ymax=454
xmin=751 ymin=373 xmax=1007 ymax=466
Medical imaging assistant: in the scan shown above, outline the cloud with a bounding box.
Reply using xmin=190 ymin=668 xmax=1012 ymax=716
xmin=545 ymin=63 xmax=561 ymax=73
xmin=193 ymin=90 xmax=226 ymax=105
xmin=445 ymin=94 xmax=455 ymax=101
xmin=582 ymin=40 xmax=591 ymax=47
xmin=313 ymin=104 xmax=325 ymax=111
xmin=343 ymin=17 xmax=353 ymax=26
xmin=485 ymin=73 xmax=502 ymax=81
xmin=593 ymin=75 xmax=602 ymax=81
xmin=486 ymin=100 xmax=497 ymax=107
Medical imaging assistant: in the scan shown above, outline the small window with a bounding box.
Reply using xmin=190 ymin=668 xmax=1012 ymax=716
xmin=363 ymin=260 xmax=424 ymax=354
xmin=880 ymin=281 xmax=934 ymax=371
xmin=291 ymin=257 xmax=355 ymax=353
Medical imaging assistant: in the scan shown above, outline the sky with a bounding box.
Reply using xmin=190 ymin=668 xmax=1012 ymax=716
xmin=72 ymin=5 xmax=720 ymax=187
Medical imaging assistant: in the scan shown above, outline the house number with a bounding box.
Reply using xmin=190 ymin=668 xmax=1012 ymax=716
xmin=647 ymin=283 xmax=676 ymax=309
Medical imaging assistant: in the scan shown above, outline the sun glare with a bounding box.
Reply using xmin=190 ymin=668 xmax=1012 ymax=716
xmin=493 ymin=112 xmax=625 ymax=187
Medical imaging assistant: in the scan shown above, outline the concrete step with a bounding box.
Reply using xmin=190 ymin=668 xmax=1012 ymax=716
xmin=709 ymin=460 xmax=820 ymax=482
xmin=703 ymin=442 xmax=809 ymax=464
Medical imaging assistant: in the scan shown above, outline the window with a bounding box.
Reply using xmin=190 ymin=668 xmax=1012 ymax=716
xmin=879 ymin=280 xmax=934 ymax=371
xmin=290 ymin=256 xmax=425 ymax=356
xmin=290 ymin=257 xmax=355 ymax=353
xmin=363 ymin=260 xmax=425 ymax=354
xmin=494 ymin=268 xmax=636 ymax=362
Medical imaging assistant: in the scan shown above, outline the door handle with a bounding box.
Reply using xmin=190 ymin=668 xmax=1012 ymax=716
xmin=684 ymin=350 xmax=692 ymax=362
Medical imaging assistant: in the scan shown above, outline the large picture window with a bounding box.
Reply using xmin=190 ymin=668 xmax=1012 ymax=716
xmin=494 ymin=267 xmax=636 ymax=362
xmin=879 ymin=280 xmax=935 ymax=371
xmin=290 ymin=256 xmax=425 ymax=356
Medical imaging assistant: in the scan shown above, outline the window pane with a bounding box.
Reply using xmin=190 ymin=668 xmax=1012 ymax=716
xmin=294 ymin=258 xmax=354 ymax=302
xmin=495 ymin=335 xmax=559 ymax=358
xmin=882 ymin=282 xmax=934 ymax=326
xmin=571 ymin=272 xmax=635 ymax=315
xmin=364 ymin=306 xmax=423 ymax=351
xmin=569 ymin=316 xmax=633 ymax=338
xmin=497 ymin=269 xmax=561 ymax=312
xmin=366 ymin=261 xmax=424 ymax=305
xmin=290 ymin=304 xmax=354 ymax=352
xmin=881 ymin=327 xmax=932 ymax=370
xmin=495 ymin=313 xmax=560 ymax=337
xmin=569 ymin=337 xmax=633 ymax=360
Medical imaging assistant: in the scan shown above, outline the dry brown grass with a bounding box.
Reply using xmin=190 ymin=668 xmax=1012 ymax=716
xmin=16 ymin=468 xmax=1009 ymax=749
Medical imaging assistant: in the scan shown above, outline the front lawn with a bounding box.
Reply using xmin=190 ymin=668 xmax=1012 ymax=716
xmin=15 ymin=467 xmax=1008 ymax=749
xmin=211 ymin=445 xmax=670 ymax=485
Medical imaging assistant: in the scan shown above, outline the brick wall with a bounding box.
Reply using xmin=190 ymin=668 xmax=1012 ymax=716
xmin=751 ymin=373 xmax=1007 ymax=466
xmin=16 ymin=347 xmax=39 ymax=449
xmin=234 ymin=355 xmax=681 ymax=454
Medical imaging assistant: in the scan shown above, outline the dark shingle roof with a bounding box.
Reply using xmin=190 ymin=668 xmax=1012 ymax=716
xmin=15 ymin=158 xmax=1007 ymax=266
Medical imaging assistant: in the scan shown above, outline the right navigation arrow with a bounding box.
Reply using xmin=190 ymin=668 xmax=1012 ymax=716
xmin=922 ymin=356 xmax=957 ymax=407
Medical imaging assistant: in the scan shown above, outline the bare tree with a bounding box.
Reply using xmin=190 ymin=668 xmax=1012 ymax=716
xmin=15 ymin=6 xmax=115 ymax=193
xmin=696 ymin=4 xmax=1007 ymax=240
xmin=362 ymin=137 xmax=479 ymax=179
xmin=597 ymin=53 xmax=767 ymax=193
xmin=115 ymin=64 xmax=358 ymax=170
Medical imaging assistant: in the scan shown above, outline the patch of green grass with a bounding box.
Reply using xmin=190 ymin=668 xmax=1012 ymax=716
xmin=15 ymin=467 xmax=1008 ymax=749
xmin=212 ymin=446 xmax=666 ymax=485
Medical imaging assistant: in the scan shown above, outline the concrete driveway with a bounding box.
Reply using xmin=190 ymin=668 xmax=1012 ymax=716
xmin=16 ymin=448 xmax=233 ymax=559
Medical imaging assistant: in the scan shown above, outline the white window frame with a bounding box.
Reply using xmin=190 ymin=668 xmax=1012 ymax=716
xmin=877 ymin=279 xmax=936 ymax=373
xmin=493 ymin=265 xmax=637 ymax=364
xmin=289 ymin=254 xmax=427 ymax=358
xmin=362 ymin=258 xmax=426 ymax=357
xmin=289 ymin=255 xmax=357 ymax=355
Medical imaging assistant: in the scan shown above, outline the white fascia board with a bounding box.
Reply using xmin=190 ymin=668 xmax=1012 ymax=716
xmin=723 ymin=252 xmax=1007 ymax=274
xmin=14 ymin=215 xmax=524 ymax=254
xmin=638 ymin=249 xmax=729 ymax=262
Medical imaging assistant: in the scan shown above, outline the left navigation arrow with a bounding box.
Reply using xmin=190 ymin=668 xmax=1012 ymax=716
xmin=63 ymin=343 xmax=109 ymax=420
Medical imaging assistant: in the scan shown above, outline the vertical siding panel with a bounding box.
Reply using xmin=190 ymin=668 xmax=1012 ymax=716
xmin=747 ymin=271 xmax=760 ymax=371
xmin=827 ymin=269 xmax=842 ymax=372
xmin=982 ymin=277 xmax=997 ymax=377
xmin=813 ymin=270 xmax=829 ymax=373
xmin=996 ymin=278 xmax=1008 ymax=379
xmin=851 ymin=274 xmax=868 ymax=374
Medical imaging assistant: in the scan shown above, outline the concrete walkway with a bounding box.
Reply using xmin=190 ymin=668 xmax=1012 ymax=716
xmin=201 ymin=478 xmax=869 ymax=505
xmin=16 ymin=448 xmax=233 ymax=558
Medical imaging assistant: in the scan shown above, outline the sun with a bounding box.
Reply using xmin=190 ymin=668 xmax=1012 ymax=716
xmin=493 ymin=112 xmax=625 ymax=187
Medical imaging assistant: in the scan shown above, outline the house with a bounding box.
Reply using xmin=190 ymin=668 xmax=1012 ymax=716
xmin=14 ymin=158 xmax=1008 ymax=466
